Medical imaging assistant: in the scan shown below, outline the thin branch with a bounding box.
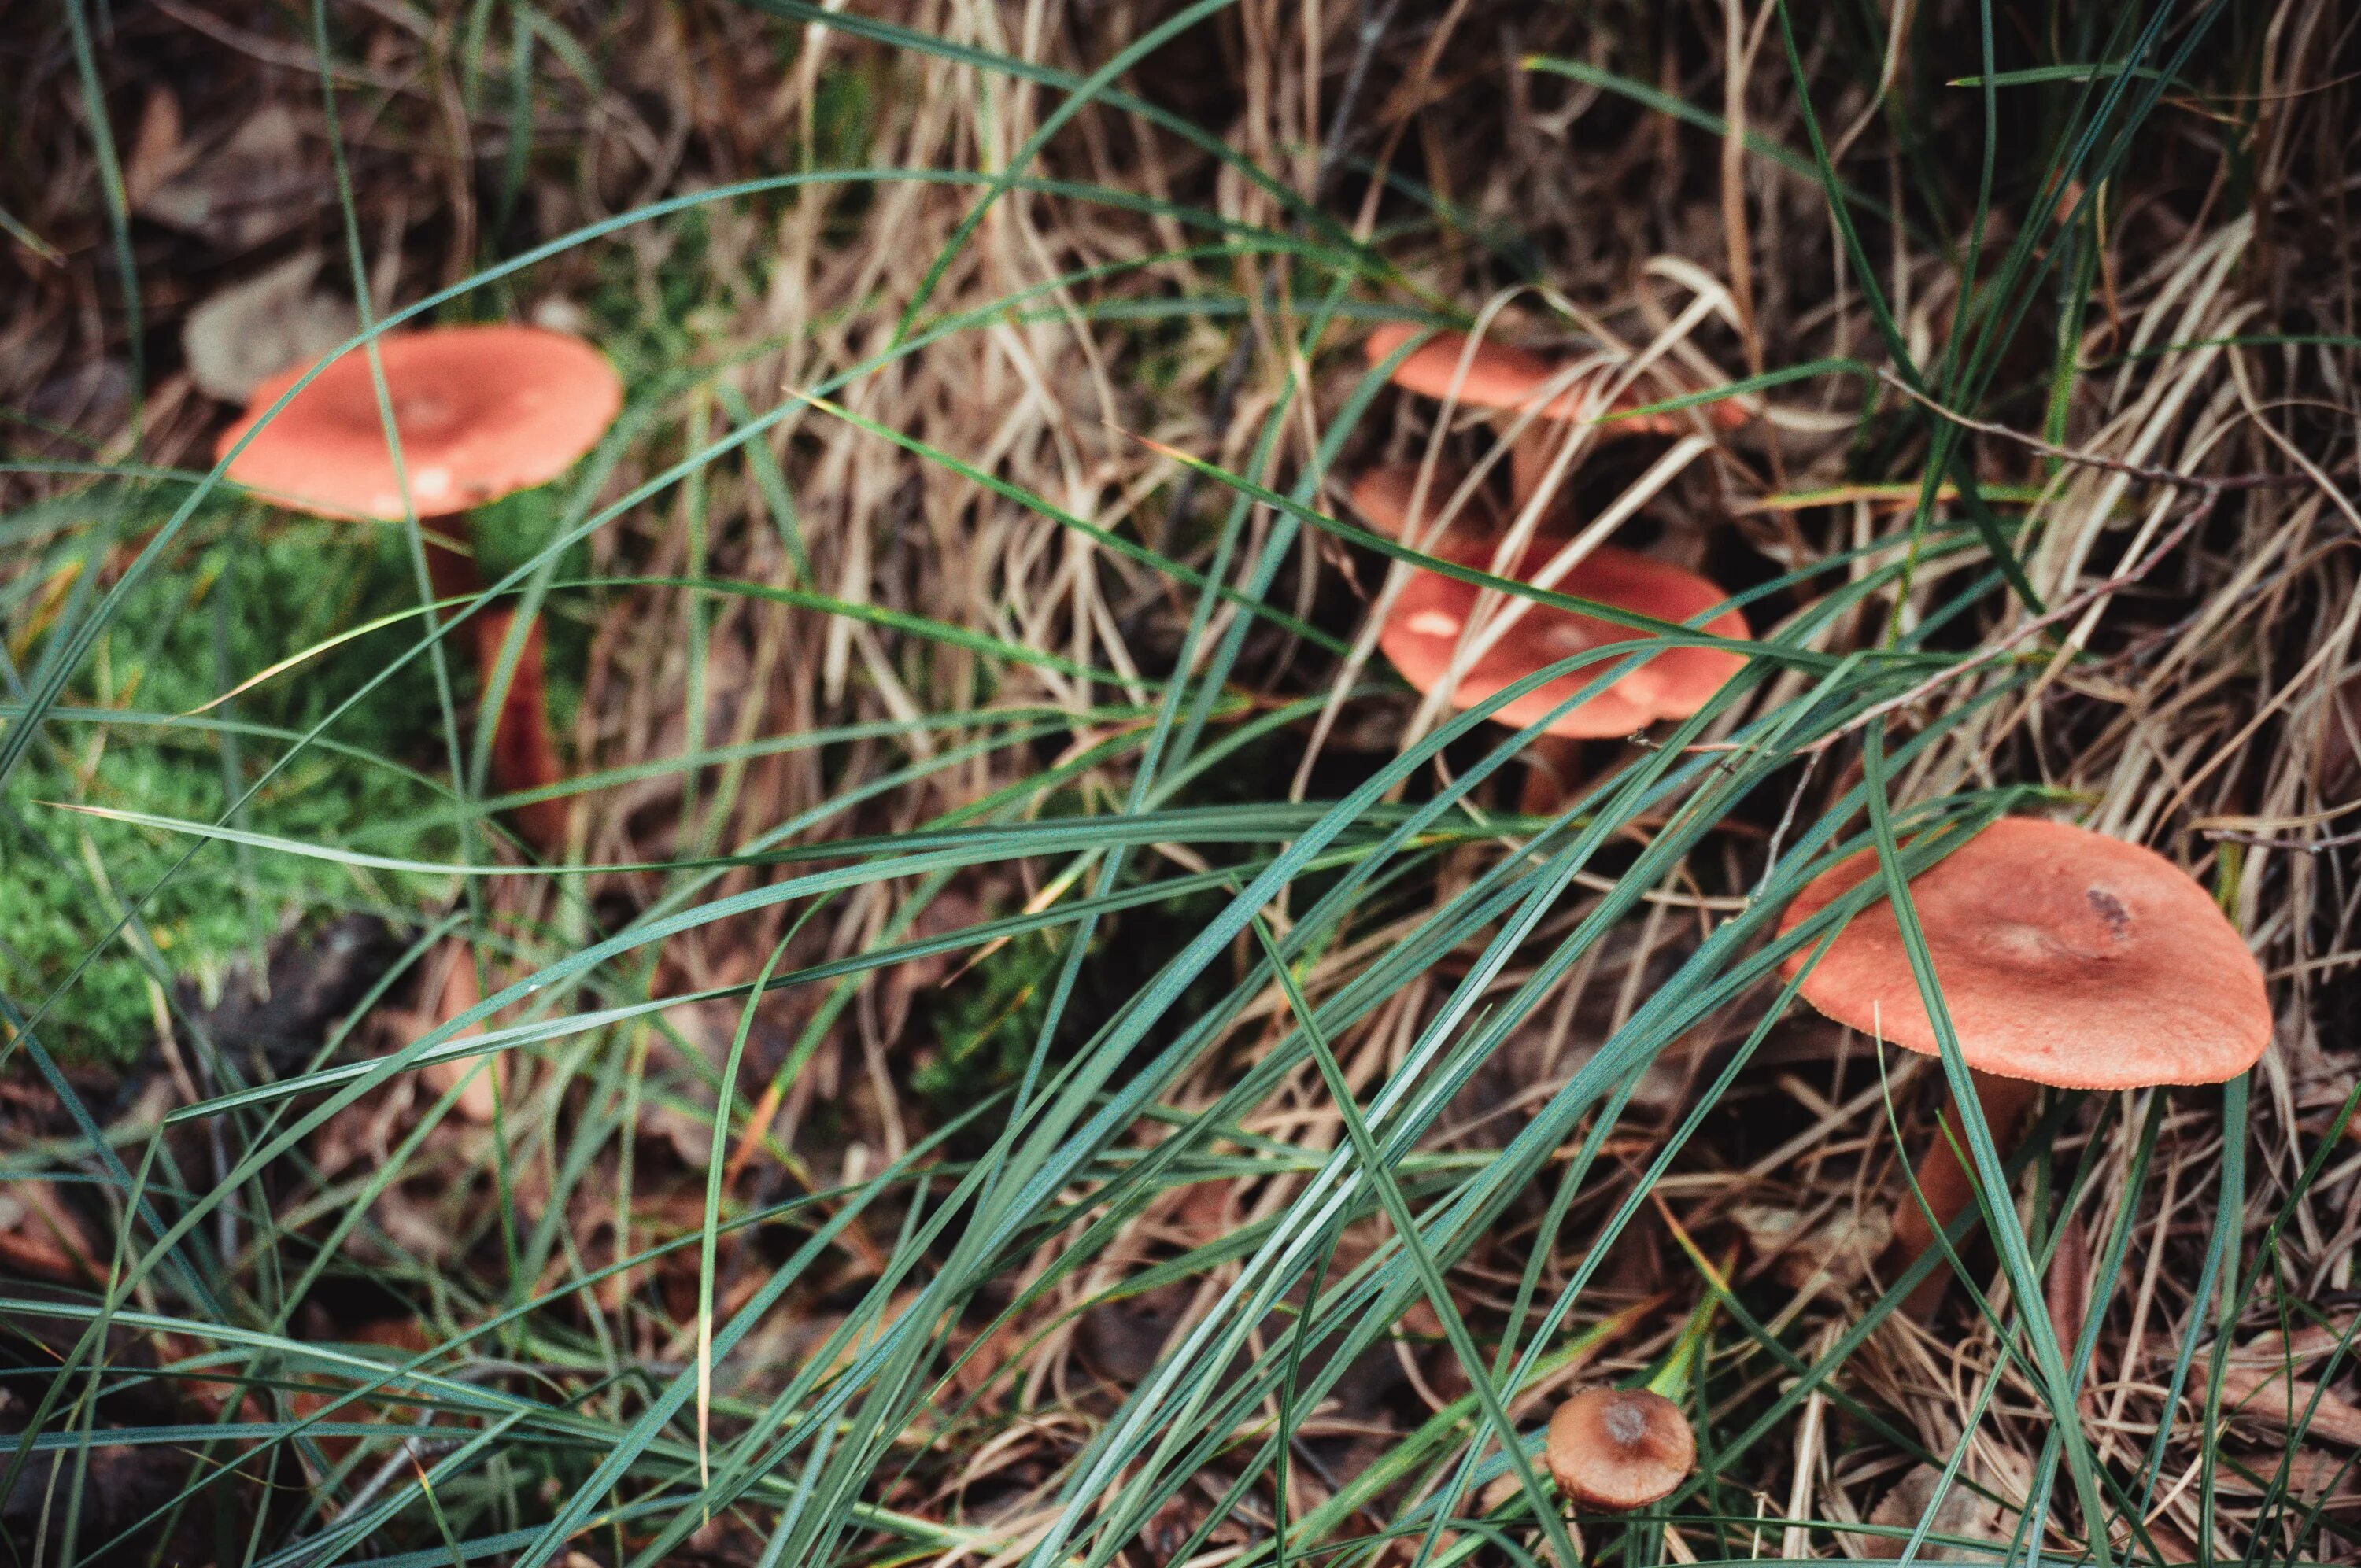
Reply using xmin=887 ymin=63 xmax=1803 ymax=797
xmin=1875 ymin=368 xmax=2349 ymax=491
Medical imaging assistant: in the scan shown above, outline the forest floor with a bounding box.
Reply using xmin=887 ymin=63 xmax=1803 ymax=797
xmin=4 ymin=2 xmax=2360 ymax=1566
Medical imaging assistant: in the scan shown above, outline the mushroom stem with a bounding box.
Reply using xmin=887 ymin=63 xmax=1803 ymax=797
xmin=1885 ymin=1068 xmax=2038 ymax=1306
xmin=421 ymin=534 xmax=568 ymax=855
xmin=1517 ymin=734 xmax=1583 ymax=817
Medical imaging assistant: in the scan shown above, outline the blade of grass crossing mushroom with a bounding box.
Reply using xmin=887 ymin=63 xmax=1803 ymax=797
xmin=310 ymin=0 xmax=479 ymax=865
xmin=1860 ymin=723 xmax=2114 ymax=1566
xmin=2125 ymin=861 xmax=2259 ymax=1526
xmin=1251 ymin=913 xmax=1587 ymax=1568
xmin=2009 ymin=1095 xmax=2176 ymax=1568
xmin=1876 ymin=1087 xmax=2172 ymax=1568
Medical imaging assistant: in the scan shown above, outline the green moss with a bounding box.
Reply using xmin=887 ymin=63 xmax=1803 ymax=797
xmin=0 ymin=506 xmax=455 ymax=1063
xmin=913 ymin=928 xmax=1059 ymax=1106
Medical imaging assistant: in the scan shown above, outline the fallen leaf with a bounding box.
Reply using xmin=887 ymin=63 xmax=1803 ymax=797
xmin=1846 ymin=1463 xmax=2014 ymax=1562
xmin=2216 ymin=1446 xmax=2361 ymax=1506
xmin=2211 ymin=1361 xmax=2361 ymax=1448
xmin=1731 ymin=1201 xmax=1891 ymax=1292
xmin=183 ymin=251 xmax=357 ymax=401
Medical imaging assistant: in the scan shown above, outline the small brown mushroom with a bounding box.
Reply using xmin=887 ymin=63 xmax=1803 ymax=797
xmin=1546 ymin=1386 xmax=1695 ymax=1511
xmin=1778 ymin=817 xmax=2271 ymax=1304
xmin=219 ymin=325 xmax=623 ymax=852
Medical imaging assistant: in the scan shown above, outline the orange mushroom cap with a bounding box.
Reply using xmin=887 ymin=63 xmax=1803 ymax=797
xmin=1365 ymin=323 xmax=1746 ymax=434
xmin=1776 ymin=817 xmax=2271 ymax=1091
xmin=1546 ymin=1387 xmax=1694 ymax=1511
xmin=216 ymin=325 xmax=623 ymax=520
xmin=1376 ymin=530 xmax=1749 ymax=739
xmin=1346 ymin=463 xmax=1497 ymax=549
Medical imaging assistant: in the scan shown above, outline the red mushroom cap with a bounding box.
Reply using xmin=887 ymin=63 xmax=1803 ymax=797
xmin=1378 ymin=536 xmax=1749 ymax=738
xmin=216 ymin=325 xmax=623 ymax=520
xmin=1776 ymin=817 xmax=2271 ymax=1090
xmin=1365 ymin=323 xmax=1746 ymax=434
xmin=1345 ymin=463 xmax=1498 ymax=550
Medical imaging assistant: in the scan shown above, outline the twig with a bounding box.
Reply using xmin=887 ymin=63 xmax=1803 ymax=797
xmin=1697 ymin=485 xmax=2221 ymax=759
xmin=2204 ymin=826 xmax=2361 ymax=853
xmin=1875 ymin=368 xmax=2349 ymax=491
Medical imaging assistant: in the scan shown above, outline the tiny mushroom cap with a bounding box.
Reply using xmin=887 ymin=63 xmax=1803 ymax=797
xmin=217 ymin=325 xmax=623 ymax=521
xmin=1546 ymin=1388 xmax=1695 ymax=1511
xmin=1777 ymin=817 xmax=2271 ymax=1091
xmin=1365 ymin=323 xmax=1746 ymax=434
xmin=1376 ymin=531 xmax=1749 ymax=739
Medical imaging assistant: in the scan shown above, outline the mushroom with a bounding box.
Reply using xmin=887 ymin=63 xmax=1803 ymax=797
xmin=217 ymin=324 xmax=623 ymax=852
xmin=1346 ymin=463 xmax=1498 ymax=552
xmin=1354 ymin=463 xmax=1749 ymax=813
xmin=1778 ymin=817 xmax=2271 ymax=1302
xmin=1545 ymin=1387 xmax=1695 ymax=1511
xmin=1365 ymin=323 xmax=1747 ymax=511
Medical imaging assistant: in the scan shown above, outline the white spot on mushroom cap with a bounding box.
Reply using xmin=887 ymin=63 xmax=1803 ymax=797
xmin=1406 ymin=610 xmax=1461 ymax=637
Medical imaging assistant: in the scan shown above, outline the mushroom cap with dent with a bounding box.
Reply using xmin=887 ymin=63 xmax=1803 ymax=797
xmin=216 ymin=325 xmax=623 ymax=521
xmin=1365 ymin=323 xmax=1746 ymax=434
xmin=1377 ymin=534 xmax=1749 ymax=739
xmin=1776 ymin=817 xmax=2270 ymax=1090
xmin=1546 ymin=1387 xmax=1694 ymax=1511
